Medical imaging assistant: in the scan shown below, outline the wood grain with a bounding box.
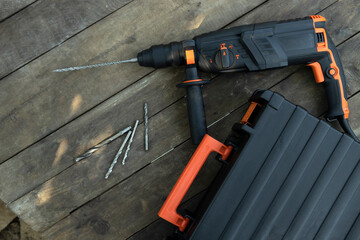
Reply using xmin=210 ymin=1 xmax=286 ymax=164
xmin=0 ymin=0 xmax=264 ymax=163
xmin=0 ymin=0 xmax=133 ymax=80
xmin=3 ymin=0 xmax=351 ymax=234
xmin=41 ymin=42 xmax=360 ymax=239
xmin=40 ymin=105 xmax=248 ymax=239
xmin=3 ymin=0 xmax=360 ymax=237
xmin=20 ymin=220 xmax=44 ymax=240
xmin=37 ymin=1 xmax=360 ymax=238
xmin=126 ymin=191 xmax=206 ymax=240
xmin=0 ymin=0 xmax=35 ymax=21
xmin=0 ymin=0 xmax=268 ymax=202
xmin=1 ymin=0 xmax=265 ymax=230
xmin=0 ymin=200 xmax=16 ymax=232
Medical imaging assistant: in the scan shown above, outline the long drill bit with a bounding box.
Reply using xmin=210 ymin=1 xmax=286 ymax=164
xmin=122 ymin=120 xmax=139 ymax=165
xmin=144 ymin=103 xmax=149 ymax=151
xmin=75 ymin=126 xmax=131 ymax=162
xmin=53 ymin=58 xmax=138 ymax=72
xmin=105 ymin=130 xmax=132 ymax=179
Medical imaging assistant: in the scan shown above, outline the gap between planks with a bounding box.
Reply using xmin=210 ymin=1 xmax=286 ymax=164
xmin=0 ymin=0 xmax=37 ymax=23
xmin=39 ymin=29 xmax=360 ymax=236
xmin=0 ymin=0 xmax=269 ymax=165
xmin=5 ymin=0 xmax=358 ymax=234
xmin=0 ymin=0 xmax=136 ymax=82
xmin=0 ymin=0 xmax=272 ymax=199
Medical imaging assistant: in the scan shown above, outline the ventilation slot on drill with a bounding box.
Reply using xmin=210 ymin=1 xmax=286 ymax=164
xmin=316 ymin=33 xmax=324 ymax=43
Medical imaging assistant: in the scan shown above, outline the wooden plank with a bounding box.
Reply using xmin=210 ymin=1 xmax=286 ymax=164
xmin=0 ymin=218 xmax=20 ymax=240
xmin=348 ymin=94 xmax=360 ymax=137
xmin=0 ymin=200 xmax=16 ymax=231
xmin=8 ymin=68 xmax=274 ymax=232
xmin=2 ymin=0 xmax=347 ymax=233
xmin=0 ymin=0 xmax=133 ymax=80
xmin=35 ymin=1 xmax=360 ymax=238
xmin=0 ymin=0 xmax=266 ymax=229
xmin=0 ymin=0 xmax=263 ymax=164
xmin=20 ymin=220 xmax=43 ymax=240
xmin=41 ymin=59 xmax=360 ymax=239
xmin=0 ymin=0 xmax=267 ymax=203
xmin=127 ymin=191 xmax=206 ymax=240
xmin=40 ymin=104 xmax=247 ymax=240
xmin=41 ymin=67 xmax=360 ymax=239
xmin=0 ymin=0 xmax=36 ymax=21
xmin=0 ymin=68 xmax=185 ymax=203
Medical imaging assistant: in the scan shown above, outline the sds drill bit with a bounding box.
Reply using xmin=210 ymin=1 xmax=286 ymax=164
xmin=122 ymin=120 xmax=139 ymax=165
xmin=53 ymin=58 xmax=138 ymax=72
xmin=75 ymin=126 xmax=131 ymax=162
xmin=105 ymin=130 xmax=132 ymax=179
xmin=144 ymin=103 xmax=149 ymax=151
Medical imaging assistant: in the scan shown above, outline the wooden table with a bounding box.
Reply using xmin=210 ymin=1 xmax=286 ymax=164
xmin=0 ymin=0 xmax=359 ymax=239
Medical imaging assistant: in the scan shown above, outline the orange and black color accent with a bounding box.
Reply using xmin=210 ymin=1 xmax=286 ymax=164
xmin=158 ymin=134 xmax=233 ymax=231
xmin=308 ymin=15 xmax=349 ymax=119
xmin=241 ymin=102 xmax=261 ymax=125
xmin=185 ymin=49 xmax=196 ymax=65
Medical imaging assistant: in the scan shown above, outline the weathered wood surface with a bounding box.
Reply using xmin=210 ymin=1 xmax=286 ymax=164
xmin=40 ymin=104 xmax=247 ymax=239
xmin=0 ymin=0 xmax=360 ymax=239
xmin=15 ymin=0 xmax=352 ymax=236
xmin=0 ymin=0 xmax=263 ymax=164
xmin=127 ymin=191 xmax=206 ymax=240
xmin=0 ymin=200 xmax=16 ymax=231
xmin=0 ymin=0 xmax=35 ymax=21
xmin=0 ymin=0 xmax=133 ymax=80
xmin=20 ymin=220 xmax=44 ymax=240
xmin=40 ymin=0 xmax=360 ymax=238
xmin=1 ymin=0 xmax=341 ymax=204
xmin=0 ymin=0 xmax=266 ymax=221
xmin=2 ymin=0 xmax=338 ymax=230
xmin=2 ymin=0 xmax=276 ymax=228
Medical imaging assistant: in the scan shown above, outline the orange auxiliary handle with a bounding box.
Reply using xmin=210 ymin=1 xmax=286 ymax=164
xmin=158 ymin=134 xmax=233 ymax=231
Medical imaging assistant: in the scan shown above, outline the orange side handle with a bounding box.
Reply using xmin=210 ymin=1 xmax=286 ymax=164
xmin=158 ymin=134 xmax=233 ymax=232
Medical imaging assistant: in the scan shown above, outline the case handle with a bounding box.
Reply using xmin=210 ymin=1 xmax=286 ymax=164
xmin=158 ymin=134 xmax=233 ymax=231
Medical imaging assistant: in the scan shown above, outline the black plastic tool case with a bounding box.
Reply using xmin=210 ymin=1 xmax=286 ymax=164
xmin=170 ymin=90 xmax=360 ymax=240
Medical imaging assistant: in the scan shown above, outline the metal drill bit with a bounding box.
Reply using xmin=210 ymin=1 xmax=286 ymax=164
xmin=53 ymin=58 xmax=138 ymax=72
xmin=105 ymin=130 xmax=132 ymax=179
xmin=144 ymin=103 xmax=149 ymax=151
xmin=75 ymin=126 xmax=131 ymax=162
xmin=122 ymin=120 xmax=139 ymax=165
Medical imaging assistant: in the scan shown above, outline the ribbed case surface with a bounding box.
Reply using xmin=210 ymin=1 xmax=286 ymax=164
xmin=190 ymin=90 xmax=360 ymax=240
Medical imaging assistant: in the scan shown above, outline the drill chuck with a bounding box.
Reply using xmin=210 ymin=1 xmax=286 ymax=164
xmin=137 ymin=42 xmax=185 ymax=68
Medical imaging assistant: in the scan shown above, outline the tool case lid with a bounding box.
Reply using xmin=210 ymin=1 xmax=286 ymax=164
xmin=189 ymin=90 xmax=360 ymax=240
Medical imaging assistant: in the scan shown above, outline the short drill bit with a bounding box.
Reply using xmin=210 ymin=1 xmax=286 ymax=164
xmin=144 ymin=103 xmax=149 ymax=151
xmin=53 ymin=58 xmax=138 ymax=72
xmin=75 ymin=126 xmax=131 ymax=162
xmin=122 ymin=120 xmax=139 ymax=165
xmin=105 ymin=130 xmax=132 ymax=179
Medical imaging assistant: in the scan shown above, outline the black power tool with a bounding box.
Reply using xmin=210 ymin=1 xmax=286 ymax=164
xmin=137 ymin=15 xmax=357 ymax=144
xmin=55 ymin=15 xmax=358 ymax=144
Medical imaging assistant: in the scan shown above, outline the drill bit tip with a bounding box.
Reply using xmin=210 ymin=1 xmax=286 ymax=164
xmin=53 ymin=58 xmax=138 ymax=72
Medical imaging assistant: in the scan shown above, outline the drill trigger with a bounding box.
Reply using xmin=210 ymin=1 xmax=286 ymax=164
xmin=307 ymin=62 xmax=325 ymax=83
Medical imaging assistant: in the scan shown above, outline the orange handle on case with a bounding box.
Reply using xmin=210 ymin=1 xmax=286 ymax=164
xmin=158 ymin=134 xmax=233 ymax=231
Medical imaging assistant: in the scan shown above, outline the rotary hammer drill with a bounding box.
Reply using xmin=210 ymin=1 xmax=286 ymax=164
xmin=136 ymin=15 xmax=357 ymax=144
xmin=56 ymin=15 xmax=357 ymax=144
